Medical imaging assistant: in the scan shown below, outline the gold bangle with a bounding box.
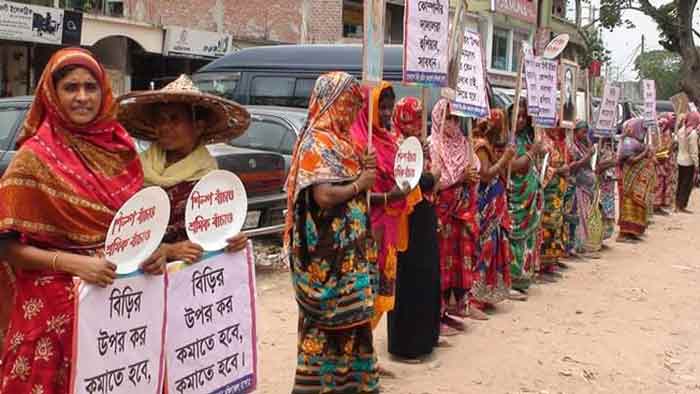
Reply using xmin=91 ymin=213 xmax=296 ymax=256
xmin=352 ymin=182 xmax=360 ymax=195
xmin=51 ymin=252 xmax=59 ymax=272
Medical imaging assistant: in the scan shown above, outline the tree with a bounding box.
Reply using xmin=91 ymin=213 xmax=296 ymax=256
xmin=634 ymin=50 xmax=681 ymax=99
xmin=580 ymin=26 xmax=611 ymax=69
xmin=597 ymin=0 xmax=700 ymax=103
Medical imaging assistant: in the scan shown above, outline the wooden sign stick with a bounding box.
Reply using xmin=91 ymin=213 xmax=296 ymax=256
xmin=507 ymin=51 xmax=525 ymax=183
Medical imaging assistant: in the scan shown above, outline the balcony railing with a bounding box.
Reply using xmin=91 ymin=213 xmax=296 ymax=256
xmin=60 ymin=0 xmax=124 ymax=18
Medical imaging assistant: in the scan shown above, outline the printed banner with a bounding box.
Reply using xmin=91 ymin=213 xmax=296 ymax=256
xmin=594 ymin=84 xmax=621 ymax=136
xmin=0 ymin=0 xmax=64 ymax=45
xmin=523 ymin=54 xmax=540 ymax=116
xmin=72 ymin=275 xmax=167 ymax=394
xmin=452 ymin=30 xmax=489 ymax=118
xmin=165 ymin=249 xmax=258 ymax=394
xmin=403 ymin=0 xmax=449 ymax=86
xmin=642 ymin=79 xmax=657 ymax=128
xmin=534 ymin=58 xmax=558 ymax=128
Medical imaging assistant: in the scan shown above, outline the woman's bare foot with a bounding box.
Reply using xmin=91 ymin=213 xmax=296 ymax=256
xmin=436 ymin=337 xmax=453 ymax=348
xmin=439 ymin=323 xmax=459 ymax=337
xmin=442 ymin=315 xmax=466 ymax=331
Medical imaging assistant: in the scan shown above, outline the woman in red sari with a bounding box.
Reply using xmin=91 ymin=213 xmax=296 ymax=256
xmin=430 ymin=98 xmax=483 ymax=331
xmin=0 ymin=48 xmax=162 ymax=394
xmin=350 ymin=82 xmax=413 ymax=329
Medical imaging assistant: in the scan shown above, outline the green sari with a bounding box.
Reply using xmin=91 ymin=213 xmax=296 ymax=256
xmin=508 ymin=131 xmax=543 ymax=291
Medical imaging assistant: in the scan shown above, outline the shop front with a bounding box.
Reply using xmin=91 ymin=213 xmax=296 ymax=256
xmin=0 ymin=0 xmax=83 ymax=97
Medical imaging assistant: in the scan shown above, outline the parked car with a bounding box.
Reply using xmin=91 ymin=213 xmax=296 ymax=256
xmin=192 ymin=44 xmax=511 ymax=113
xmin=230 ymin=106 xmax=307 ymax=171
xmin=0 ymin=96 xmax=287 ymax=237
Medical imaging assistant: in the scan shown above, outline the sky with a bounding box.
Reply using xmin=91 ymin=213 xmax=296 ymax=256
xmin=587 ymin=0 xmax=700 ymax=81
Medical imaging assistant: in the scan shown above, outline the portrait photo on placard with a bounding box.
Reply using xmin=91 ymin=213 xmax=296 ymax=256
xmin=559 ymin=60 xmax=579 ymax=128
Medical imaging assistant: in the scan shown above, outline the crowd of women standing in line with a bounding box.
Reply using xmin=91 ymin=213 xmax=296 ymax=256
xmin=285 ymin=71 xmax=698 ymax=394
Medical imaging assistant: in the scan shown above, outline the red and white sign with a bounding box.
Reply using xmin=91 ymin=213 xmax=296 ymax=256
xmin=492 ymin=0 xmax=538 ymax=24
xmin=72 ymin=274 xmax=167 ymax=394
xmin=105 ymin=186 xmax=170 ymax=275
xmin=165 ymin=248 xmax=257 ymax=394
xmin=542 ymin=34 xmax=569 ymax=60
xmin=394 ymin=136 xmax=424 ymax=189
xmin=642 ymin=79 xmax=657 ymax=128
xmin=186 ymin=170 xmax=248 ymax=251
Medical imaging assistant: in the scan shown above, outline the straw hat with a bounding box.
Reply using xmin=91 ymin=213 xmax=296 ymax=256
xmin=116 ymin=74 xmax=250 ymax=144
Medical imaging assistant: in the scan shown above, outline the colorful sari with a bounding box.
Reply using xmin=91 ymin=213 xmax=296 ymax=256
xmin=472 ymin=124 xmax=512 ymax=305
xmin=350 ymin=82 xmax=418 ymax=325
xmin=654 ymin=115 xmax=677 ymax=209
xmin=431 ymin=98 xmax=479 ymax=313
xmin=285 ymin=72 xmax=378 ymax=394
xmin=0 ymin=48 xmax=144 ymax=394
xmin=540 ymin=128 xmax=567 ymax=268
xmin=618 ymin=119 xmax=654 ymax=237
xmin=508 ymin=128 xmax=543 ymax=291
xmin=570 ymin=132 xmax=603 ymax=252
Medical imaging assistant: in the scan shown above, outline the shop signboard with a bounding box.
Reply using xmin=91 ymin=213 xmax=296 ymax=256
xmin=164 ymin=26 xmax=235 ymax=59
xmin=491 ymin=0 xmax=538 ymax=24
xmin=0 ymin=0 xmax=66 ymax=45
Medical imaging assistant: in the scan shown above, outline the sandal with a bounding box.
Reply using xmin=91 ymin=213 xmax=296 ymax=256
xmin=468 ymin=305 xmax=489 ymax=321
xmin=436 ymin=338 xmax=453 ymax=348
xmin=439 ymin=323 xmax=460 ymax=337
xmin=508 ymin=289 xmax=528 ymax=301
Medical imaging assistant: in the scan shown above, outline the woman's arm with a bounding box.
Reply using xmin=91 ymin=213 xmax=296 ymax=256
xmin=0 ymin=239 xmax=117 ymax=287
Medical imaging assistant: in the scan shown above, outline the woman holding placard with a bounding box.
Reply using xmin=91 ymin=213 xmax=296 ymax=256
xmin=567 ymin=122 xmax=603 ymax=256
xmin=471 ymin=109 xmax=518 ymax=307
xmin=617 ymin=118 xmax=655 ymax=242
xmin=117 ymin=75 xmax=250 ymax=261
xmin=430 ymin=98 xmax=485 ymax=328
xmin=350 ymin=82 xmax=415 ymax=331
xmin=386 ymin=97 xmax=442 ymax=361
xmin=285 ymin=72 xmax=380 ymax=394
xmin=507 ymin=98 xmax=545 ymax=295
xmin=654 ymin=114 xmax=677 ymax=215
xmin=0 ymin=48 xmax=162 ymax=394
xmin=539 ymin=127 xmax=570 ymax=277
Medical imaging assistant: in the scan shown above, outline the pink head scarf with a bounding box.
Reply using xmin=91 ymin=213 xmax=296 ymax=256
xmin=430 ymin=98 xmax=479 ymax=188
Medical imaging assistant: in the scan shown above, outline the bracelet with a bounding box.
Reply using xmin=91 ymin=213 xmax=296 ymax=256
xmin=525 ymin=152 xmax=534 ymax=162
xmin=352 ymin=182 xmax=360 ymax=195
xmin=384 ymin=193 xmax=388 ymax=206
xmin=51 ymin=252 xmax=59 ymax=272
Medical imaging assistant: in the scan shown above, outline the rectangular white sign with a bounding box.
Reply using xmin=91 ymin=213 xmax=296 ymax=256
xmin=524 ymin=54 xmax=540 ymax=116
xmin=452 ymin=30 xmax=489 ymax=118
xmin=642 ymin=79 xmax=657 ymax=128
xmin=0 ymin=0 xmax=64 ymax=45
xmin=595 ymin=84 xmax=621 ymax=136
xmin=164 ymin=26 xmax=234 ymax=59
xmin=534 ymin=58 xmax=558 ymax=128
xmin=72 ymin=275 xmax=167 ymax=394
xmin=403 ymin=0 xmax=449 ymax=86
xmin=165 ymin=249 xmax=258 ymax=394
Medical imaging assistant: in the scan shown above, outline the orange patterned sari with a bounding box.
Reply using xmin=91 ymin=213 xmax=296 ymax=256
xmin=0 ymin=48 xmax=143 ymax=394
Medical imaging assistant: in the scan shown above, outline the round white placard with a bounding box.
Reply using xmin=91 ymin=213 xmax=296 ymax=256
xmin=394 ymin=136 xmax=424 ymax=190
xmin=104 ymin=186 xmax=170 ymax=275
xmin=543 ymin=34 xmax=570 ymax=60
xmin=185 ymin=170 xmax=248 ymax=252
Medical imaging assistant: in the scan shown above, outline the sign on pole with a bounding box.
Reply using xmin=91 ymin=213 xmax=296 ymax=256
xmin=72 ymin=275 xmax=167 ymax=394
xmin=642 ymin=79 xmax=657 ymax=128
xmin=542 ymin=34 xmax=570 ymax=60
xmin=523 ymin=52 xmax=540 ymax=116
xmin=403 ymin=0 xmax=449 ymax=86
xmin=559 ymin=60 xmax=579 ymax=129
xmin=452 ymin=30 xmax=489 ymax=118
xmin=533 ymin=59 xmax=558 ymax=128
xmin=594 ymin=83 xmax=621 ymax=137
xmin=362 ymin=0 xmax=386 ymax=83
xmin=394 ymin=136 xmax=424 ymax=189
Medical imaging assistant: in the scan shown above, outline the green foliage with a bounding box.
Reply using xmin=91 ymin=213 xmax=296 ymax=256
xmin=580 ymin=27 xmax=611 ymax=69
xmin=634 ymin=50 xmax=681 ymax=99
